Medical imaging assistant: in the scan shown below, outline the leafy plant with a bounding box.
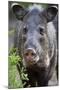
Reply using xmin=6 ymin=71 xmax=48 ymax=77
xmin=8 ymin=48 xmax=29 ymax=89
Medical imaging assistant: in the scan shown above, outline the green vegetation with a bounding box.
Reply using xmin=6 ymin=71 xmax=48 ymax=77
xmin=8 ymin=48 xmax=29 ymax=89
xmin=16 ymin=2 xmax=48 ymax=8
xmin=8 ymin=29 xmax=15 ymax=36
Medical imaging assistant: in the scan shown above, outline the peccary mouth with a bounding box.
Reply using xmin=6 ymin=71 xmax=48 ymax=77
xmin=23 ymin=53 xmax=50 ymax=68
xmin=23 ymin=55 xmax=39 ymax=65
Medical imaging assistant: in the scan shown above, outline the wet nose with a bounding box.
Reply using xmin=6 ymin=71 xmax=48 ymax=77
xmin=24 ymin=48 xmax=36 ymax=59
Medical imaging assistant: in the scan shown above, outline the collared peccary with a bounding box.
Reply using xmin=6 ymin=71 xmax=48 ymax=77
xmin=12 ymin=3 xmax=58 ymax=86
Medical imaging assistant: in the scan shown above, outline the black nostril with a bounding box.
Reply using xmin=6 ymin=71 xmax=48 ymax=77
xmin=25 ymin=53 xmax=29 ymax=56
xmin=25 ymin=52 xmax=33 ymax=56
xmin=31 ymin=52 xmax=36 ymax=56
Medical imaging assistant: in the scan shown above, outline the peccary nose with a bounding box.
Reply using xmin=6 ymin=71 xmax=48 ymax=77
xmin=24 ymin=48 xmax=36 ymax=60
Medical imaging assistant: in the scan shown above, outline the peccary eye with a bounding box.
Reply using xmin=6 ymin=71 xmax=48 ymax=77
xmin=23 ymin=26 xmax=28 ymax=34
xmin=39 ymin=27 xmax=44 ymax=35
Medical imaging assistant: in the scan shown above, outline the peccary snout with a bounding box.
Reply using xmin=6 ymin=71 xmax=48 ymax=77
xmin=24 ymin=48 xmax=39 ymax=65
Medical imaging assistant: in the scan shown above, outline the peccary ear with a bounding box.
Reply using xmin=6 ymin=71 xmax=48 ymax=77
xmin=11 ymin=3 xmax=28 ymax=20
xmin=45 ymin=6 xmax=58 ymax=22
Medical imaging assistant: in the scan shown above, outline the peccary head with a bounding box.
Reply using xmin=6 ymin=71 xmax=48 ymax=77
xmin=12 ymin=3 xmax=58 ymax=68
